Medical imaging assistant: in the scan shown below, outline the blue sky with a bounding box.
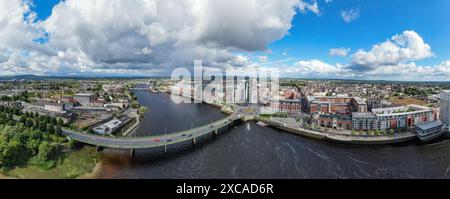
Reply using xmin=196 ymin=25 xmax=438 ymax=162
xmin=1 ymin=0 xmax=449 ymax=80
xmin=266 ymin=0 xmax=450 ymax=67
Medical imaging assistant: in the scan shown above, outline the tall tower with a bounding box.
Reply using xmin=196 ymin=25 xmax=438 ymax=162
xmin=439 ymin=90 xmax=450 ymax=130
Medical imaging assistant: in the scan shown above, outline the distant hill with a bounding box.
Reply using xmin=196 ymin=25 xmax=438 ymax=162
xmin=0 ymin=75 xmax=164 ymax=81
xmin=0 ymin=75 xmax=449 ymax=84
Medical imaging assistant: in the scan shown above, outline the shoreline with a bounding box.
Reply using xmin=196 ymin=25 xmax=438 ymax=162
xmin=0 ymin=147 xmax=101 ymax=179
xmin=267 ymin=121 xmax=417 ymax=145
xmin=0 ymin=172 xmax=14 ymax=179
xmin=78 ymin=161 xmax=102 ymax=179
xmin=0 ymin=162 xmax=102 ymax=179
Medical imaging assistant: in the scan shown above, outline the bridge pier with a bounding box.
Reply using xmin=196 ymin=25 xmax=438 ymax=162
xmin=213 ymin=129 xmax=218 ymax=135
xmin=192 ymin=137 xmax=197 ymax=145
xmin=130 ymin=148 xmax=135 ymax=158
xmin=96 ymin=146 xmax=104 ymax=152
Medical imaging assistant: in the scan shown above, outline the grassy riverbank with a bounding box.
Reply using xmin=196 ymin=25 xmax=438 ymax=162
xmin=1 ymin=147 xmax=99 ymax=179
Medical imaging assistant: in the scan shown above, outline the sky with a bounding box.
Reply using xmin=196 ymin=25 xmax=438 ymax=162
xmin=0 ymin=0 xmax=450 ymax=81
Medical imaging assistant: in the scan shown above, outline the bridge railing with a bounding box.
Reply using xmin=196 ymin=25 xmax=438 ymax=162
xmin=62 ymin=114 xmax=242 ymax=148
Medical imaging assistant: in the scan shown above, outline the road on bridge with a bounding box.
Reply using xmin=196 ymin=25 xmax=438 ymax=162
xmin=62 ymin=114 xmax=243 ymax=149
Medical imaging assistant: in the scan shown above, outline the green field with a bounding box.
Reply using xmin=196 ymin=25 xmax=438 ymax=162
xmin=3 ymin=147 xmax=99 ymax=179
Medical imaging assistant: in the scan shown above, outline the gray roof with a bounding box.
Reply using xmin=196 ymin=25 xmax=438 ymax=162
xmin=416 ymin=120 xmax=443 ymax=130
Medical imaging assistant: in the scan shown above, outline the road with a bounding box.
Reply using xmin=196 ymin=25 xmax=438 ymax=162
xmin=61 ymin=114 xmax=243 ymax=149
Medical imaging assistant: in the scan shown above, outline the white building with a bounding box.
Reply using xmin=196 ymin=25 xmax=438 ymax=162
xmin=93 ymin=118 xmax=123 ymax=135
xmin=372 ymin=104 xmax=435 ymax=131
xmin=44 ymin=102 xmax=65 ymax=113
xmin=439 ymin=90 xmax=450 ymax=129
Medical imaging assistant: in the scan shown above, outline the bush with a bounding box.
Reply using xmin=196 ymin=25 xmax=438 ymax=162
xmin=37 ymin=142 xmax=57 ymax=162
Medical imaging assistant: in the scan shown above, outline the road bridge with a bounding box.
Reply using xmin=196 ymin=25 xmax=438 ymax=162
xmin=61 ymin=114 xmax=243 ymax=150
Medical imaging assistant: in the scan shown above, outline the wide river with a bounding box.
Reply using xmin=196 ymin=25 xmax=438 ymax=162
xmin=95 ymin=90 xmax=450 ymax=179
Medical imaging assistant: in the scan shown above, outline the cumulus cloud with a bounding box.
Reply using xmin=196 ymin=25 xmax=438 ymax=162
xmin=341 ymin=8 xmax=360 ymax=23
xmin=273 ymin=59 xmax=351 ymax=79
xmin=298 ymin=0 xmax=321 ymax=15
xmin=349 ymin=30 xmax=433 ymax=71
xmin=276 ymin=30 xmax=446 ymax=81
xmin=360 ymin=61 xmax=450 ymax=81
xmin=328 ymin=48 xmax=350 ymax=57
xmin=0 ymin=0 xmax=324 ymax=76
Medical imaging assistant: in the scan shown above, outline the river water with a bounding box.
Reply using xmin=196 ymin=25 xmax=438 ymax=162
xmin=95 ymin=91 xmax=450 ymax=179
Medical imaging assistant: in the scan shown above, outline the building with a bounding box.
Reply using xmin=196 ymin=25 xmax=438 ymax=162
xmin=315 ymin=114 xmax=352 ymax=130
xmin=439 ymin=90 xmax=450 ymax=129
xmin=305 ymin=96 xmax=367 ymax=114
xmin=44 ymin=102 xmax=65 ymax=113
xmin=352 ymin=112 xmax=378 ymax=130
xmin=104 ymin=103 xmax=125 ymax=110
xmin=102 ymin=84 xmax=124 ymax=93
xmin=372 ymin=104 xmax=436 ymax=131
xmin=269 ymin=99 xmax=302 ymax=114
xmin=74 ymin=93 xmax=94 ymax=106
xmin=71 ymin=106 xmax=110 ymax=114
xmin=366 ymin=98 xmax=382 ymax=111
xmin=415 ymin=120 xmax=444 ymax=142
xmin=93 ymin=118 xmax=123 ymax=135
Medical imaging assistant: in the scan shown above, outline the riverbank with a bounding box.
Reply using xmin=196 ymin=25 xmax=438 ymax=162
xmin=78 ymin=160 xmax=102 ymax=179
xmin=257 ymin=117 xmax=418 ymax=145
xmin=0 ymin=147 xmax=100 ymax=179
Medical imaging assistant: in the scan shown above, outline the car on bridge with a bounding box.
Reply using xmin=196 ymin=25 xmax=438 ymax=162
xmin=152 ymin=138 xmax=161 ymax=142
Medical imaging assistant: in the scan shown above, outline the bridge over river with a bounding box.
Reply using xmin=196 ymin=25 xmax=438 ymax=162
xmin=61 ymin=114 xmax=243 ymax=150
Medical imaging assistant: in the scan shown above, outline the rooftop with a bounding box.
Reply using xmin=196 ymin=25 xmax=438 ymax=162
xmin=416 ymin=120 xmax=443 ymax=130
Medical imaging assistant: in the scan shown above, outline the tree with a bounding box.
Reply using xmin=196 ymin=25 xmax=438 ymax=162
xmin=68 ymin=139 xmax=77 ymax=149
xmin=51 ymin=118 xmax=57 ymax=125
xmin=390 ymin=129 xmax=395 ymax=135
xmin=57 ymin=118 xmax=64 ymax=127
xmin=131 ymin=101 xmax=139 ymax=109
xmin=26 ymin=139 xmax=41 ymax=155
xmin=54 ymin=126 xmax=62 ymax=135
xmin=20 ymin=114 xmax=27 ymax=124
xmin=37 ymin=142 xmax=56 ymax=161
xmin=25 ymin=118 xmax=34 ymax=127
xmin=0 ymin=140 xmax=21 ymax=167
xmin=46 ymin=124 xmax=55 ymax=134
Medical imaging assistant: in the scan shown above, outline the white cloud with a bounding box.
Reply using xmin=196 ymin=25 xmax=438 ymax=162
xmin=298 ymin=0 xmax=321 ymax=15
xmin=258 ymin=56 xmax=269 ymax=63
xmin=229 ymin=55 xmax=251 ymax=67
xmin=341 ymin=8 xmax=360 ymax=23
xmin=276 ymin=59 xmax=350 ymax=78
xmin=0 ymin=0 xmax=322 ymax=76
xmin=350 ymin=30 xmax=433 ymax=71
xmin=328 ymin=48 xmax=350 ymax=57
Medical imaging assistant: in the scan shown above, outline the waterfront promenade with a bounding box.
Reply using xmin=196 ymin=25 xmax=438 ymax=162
xmin=263 ymin=117 xmax=417 ymax=145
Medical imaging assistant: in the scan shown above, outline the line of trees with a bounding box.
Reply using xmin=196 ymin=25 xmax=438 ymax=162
xmin=0 ymin=91 xmax=32 ymax=102
xmin=0 ymin=106 xmax=67 ymax=169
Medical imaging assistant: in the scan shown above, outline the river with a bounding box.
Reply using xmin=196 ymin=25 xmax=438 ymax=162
xmin=94 ymin=90 xmax=450 ymax=179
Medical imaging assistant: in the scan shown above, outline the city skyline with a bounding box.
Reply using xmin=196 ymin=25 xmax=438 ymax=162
xmin=1 ymin=0 xmax=450 ymax=80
